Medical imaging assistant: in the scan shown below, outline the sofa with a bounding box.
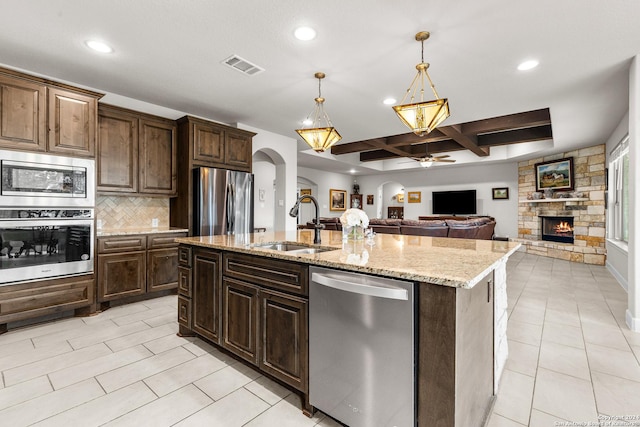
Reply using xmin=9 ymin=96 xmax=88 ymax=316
xmin=368 ymin=217 xmax=496 ymax=240
xmin=300 ymin=216 xmax=496 ymax=240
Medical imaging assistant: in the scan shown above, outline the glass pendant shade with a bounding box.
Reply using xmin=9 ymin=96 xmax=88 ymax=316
xmin=295 ymin=72 xmax=342 ymax=152
xmin=393 ymin=98 xmax=449 ymax=137
xmin=393 ymin=31 xmax=450 ymax=136
xmin=296 ymin=126 xmax=342 ymax=152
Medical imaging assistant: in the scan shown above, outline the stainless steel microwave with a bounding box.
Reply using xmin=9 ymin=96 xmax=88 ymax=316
xmin=0 ymin=150 xmax=95 ymax=208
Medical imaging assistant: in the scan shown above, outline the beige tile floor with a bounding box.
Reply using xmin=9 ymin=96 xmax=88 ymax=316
xmin=0 ymin=252 xmax=639 ymax=426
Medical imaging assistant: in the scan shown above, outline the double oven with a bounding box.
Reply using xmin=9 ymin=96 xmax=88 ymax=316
xmin=0 ymin=150 xmax=95 ymax=285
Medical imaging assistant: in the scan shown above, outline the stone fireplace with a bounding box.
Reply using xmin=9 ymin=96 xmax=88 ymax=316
xmin=540 ymin=215 xmax=574 ymax=244
xmin=516 ymin=144 xmax=606 ymax=265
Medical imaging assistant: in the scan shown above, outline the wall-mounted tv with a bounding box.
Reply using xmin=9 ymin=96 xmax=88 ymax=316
xmin=432 ymin=190 xmax=477 ymax=215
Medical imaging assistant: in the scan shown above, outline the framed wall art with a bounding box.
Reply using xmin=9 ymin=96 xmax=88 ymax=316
xmin=366 ymin=194 xmax=374 ymax=205
xmin=330 ymin=189 xmax=347 ymax=211
xmin=299 ymin=188 xmax=312 ymax=202
xmin=407 ymin=191 xmax=421 ymax=203
xmin=350 ymin=194 xmax=363 ymax=209
xmin=492 ymin=187 xmax=509 ymax=200
xmin=535 ymin=157 xmax=574 ymax=191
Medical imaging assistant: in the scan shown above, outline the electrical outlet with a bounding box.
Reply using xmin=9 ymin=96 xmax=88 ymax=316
xmin=151 ymin=218 xmax=159 ymax=227
xmin=96 ymin=219 xmax=103 ymax=229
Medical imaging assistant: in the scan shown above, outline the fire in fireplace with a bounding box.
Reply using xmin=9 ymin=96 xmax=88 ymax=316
xmin=540 ymin=216 xmax=574 ymax=244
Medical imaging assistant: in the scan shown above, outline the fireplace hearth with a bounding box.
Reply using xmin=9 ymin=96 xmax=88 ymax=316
xmin=540 ymin=215 xmax=574 ymax=244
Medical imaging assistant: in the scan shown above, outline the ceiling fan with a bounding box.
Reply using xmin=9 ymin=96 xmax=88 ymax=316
xmin=401 ymin=144 xmax=456 ymax=168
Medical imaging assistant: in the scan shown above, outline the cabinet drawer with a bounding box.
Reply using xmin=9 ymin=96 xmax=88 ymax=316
xmin=223 ymin=253 xmax=308 ymax=296
xmin=98 ymin=236 xmax=146 ymax=253
xmin=177 ymin=295 xmax=192 ymax=329
xmin=178 ymin=266 xmax=192 ymax=297
xmin=148 ymin=233 xmax=185 ymax=249
xmin=178 ymin=245 xmax=192 ymax=266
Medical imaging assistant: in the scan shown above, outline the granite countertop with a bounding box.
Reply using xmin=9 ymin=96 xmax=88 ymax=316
xmin=97 ymin=227 xmax=189 ymax=237
xmin=176 ymin=230 xmax=521 ymax=289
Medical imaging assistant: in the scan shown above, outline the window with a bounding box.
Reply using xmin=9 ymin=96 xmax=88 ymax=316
xmin=609 ymin=135 xmax=629 ymax=243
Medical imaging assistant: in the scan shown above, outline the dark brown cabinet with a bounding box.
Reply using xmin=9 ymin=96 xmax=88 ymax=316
xmin=223 ymin=277 xmax=259 ymax=364
xmin=98 ymin=104 xmax=176 ymax=196
xmin=259 ymin=288 xmax=308 ymax=391
xmin=0 ymin=74 xmax=47 ymax=151
xmin=191 ymin=247 xmax=222 ymax=343
xmin=97 ymin=232 xmax=186 ymax=304
xmin=171 ymin=116 xmax=255 ymax=234
xmin=0 ymin=67 xmax=102 ymax=157
xmin=178 ymin=245 xmax=309 ymax=396
xmin=48 ymin=87 xmax=97 ymax=157
xmin=0 ymin=274 xmax=95 ymax=331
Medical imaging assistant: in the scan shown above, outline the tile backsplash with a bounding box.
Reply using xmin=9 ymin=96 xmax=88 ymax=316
xmin=96 ymin=196 xmax=170 ymax=229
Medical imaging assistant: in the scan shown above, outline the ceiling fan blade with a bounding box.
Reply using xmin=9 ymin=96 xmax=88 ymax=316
xmin=435 ymin=159 xmax=456 ymax=163
xmin=433 ymin=154 xmax=450 ymax=159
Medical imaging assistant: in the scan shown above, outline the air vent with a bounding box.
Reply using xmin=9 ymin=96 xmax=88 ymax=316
xmin=222 ymin=55 xmax=265 ymax=76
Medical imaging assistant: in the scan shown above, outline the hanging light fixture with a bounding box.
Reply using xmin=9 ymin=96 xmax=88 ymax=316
xmin=392 ymin=31 xmax=450 ymax=136
xmin=295 ymin=72 xmax=342 ymax=152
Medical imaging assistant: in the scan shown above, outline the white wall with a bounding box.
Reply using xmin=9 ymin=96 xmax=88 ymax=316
xmin=240 ymin=124 xmax=298 ymax=231
xmin=627 ymin=55 xmax=639 ymax=332
xmin=353 ymin=162 xmax=519 ymax=238
xmin=296 ymin=177 xmax=319 ymax=225
xmin=605 ymin=113 xmax=629 ymax=288
xmin=252 ymin=152 xmax=276 ymax=231
xmin=380 ymin=182 xmax=404 ymax=219
xmin=297 ymin=167 xmax=355 ymax=219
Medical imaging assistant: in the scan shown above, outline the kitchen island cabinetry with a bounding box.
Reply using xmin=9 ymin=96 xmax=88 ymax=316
xmin=97 ymin=232 xmax=186 ymax=307
xmin=0 ymin=66 xmax=102 ymax=157
xmin=178 ymin=245 xmax=310 ymax=408
xmin=176 ymin=231 xmax=519 ymax=426
xmin=97 ymin=104 xmax=177 ymax=196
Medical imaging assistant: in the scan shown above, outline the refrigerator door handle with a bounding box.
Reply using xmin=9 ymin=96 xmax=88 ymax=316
xmin=226 ymin=183 xmax=235 ymax=233
xmin=311 ymin=272 xmax=408 ymax=300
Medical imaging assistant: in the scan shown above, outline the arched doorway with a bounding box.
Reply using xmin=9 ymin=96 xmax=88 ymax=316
xmin=253 ymin=149 xmax=287 ymax=231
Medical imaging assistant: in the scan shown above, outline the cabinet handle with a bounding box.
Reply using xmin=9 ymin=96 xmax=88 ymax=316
xmin=487 ymin=279 xmax=493 ymax=303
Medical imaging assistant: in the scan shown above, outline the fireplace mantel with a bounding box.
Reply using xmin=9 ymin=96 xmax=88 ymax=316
xmin=519 ymin=198 xmax=588 ymax=204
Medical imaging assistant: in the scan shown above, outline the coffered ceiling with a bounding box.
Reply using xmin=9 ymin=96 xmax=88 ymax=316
xmin=1 ymin=1 xmax=638 ymax=174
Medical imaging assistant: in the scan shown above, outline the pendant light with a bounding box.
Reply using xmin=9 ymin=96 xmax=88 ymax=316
xmin=392 ymin=31 xmax=450 ymax=136
xmin=295 ymin=72 xmax=342 ymax=152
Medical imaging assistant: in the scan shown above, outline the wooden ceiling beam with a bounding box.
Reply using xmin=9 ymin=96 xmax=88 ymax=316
xmin=437 ymin=124 xmax=490 ymax=157
xmin=330 ymin=129 xmax=451 ymax=155
xmin=360 ymin=140 xmax=467 ymax=162
xmin=461 ymin=108 xmax=551 ymax=135
xmin=477 ymin=125 xmax=553 ymax=147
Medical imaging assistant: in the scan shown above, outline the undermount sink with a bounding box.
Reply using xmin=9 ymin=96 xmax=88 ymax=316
xmin=252 ymin=242 xmax=336 ymax=254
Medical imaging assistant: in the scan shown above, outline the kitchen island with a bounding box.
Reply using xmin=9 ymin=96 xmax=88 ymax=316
xmin=176 ymin=229 xmax=520 ymax=427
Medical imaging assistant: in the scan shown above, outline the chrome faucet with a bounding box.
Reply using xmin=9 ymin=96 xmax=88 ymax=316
xmin=289 ymin=195 xmax=324 ymax=244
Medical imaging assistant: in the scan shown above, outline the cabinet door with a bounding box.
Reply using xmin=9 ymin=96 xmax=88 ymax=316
xmin=97 ymin=252 xmax=146 ymax=302
xmin=225 ymin=129 xmax=252 ymax=171
xmin=192 ymin=248 xmax=222 ymax=343
xmin=139 ymin=117 xmax=176 ymax=195
xmin=259 ymin=289 xmax=308 ymax=392
xmin=97 ymin=107 xmax=138 ymax=193
xmin=222 ymin=278 xmax=258 ymax=364
xmin=147 ymin=248 xmax=179 ymax=292
xmin=192 ymin=121 xmax=224 ymax=165
xmin=48 ymin=87 xmax=97 ymax=157
xmin=0 ymin=74 xmax=46 ymax=151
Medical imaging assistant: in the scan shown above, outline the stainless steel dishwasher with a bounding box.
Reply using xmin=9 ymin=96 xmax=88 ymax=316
xmin=309 ymin=266 xmax=416 ymax=427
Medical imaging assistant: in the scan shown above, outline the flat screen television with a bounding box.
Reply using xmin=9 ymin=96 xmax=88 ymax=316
xmin=432 ymin=190 xmax=477 ymax=215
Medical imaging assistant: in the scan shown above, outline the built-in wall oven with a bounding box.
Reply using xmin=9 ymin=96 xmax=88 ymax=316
xmin=0 ymin=149 xmax=95 ymax=285
xmin=0 ymin=209 xmax=94 ymax=284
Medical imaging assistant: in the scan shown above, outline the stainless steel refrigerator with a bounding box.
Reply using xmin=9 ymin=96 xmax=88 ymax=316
xmin=193 ymin=167 xmax=254 ymax=236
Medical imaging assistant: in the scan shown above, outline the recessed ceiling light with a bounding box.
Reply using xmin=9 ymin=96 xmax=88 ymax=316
xmin=302 ymin=118 xmax=313 ymax=126
xmin=349 ymin=169 xmax=357 ymax=174
xmin=294 ymin=27 xmax=316 ymax=41
xmin=383 ymin=98 xmax=397 ymax=105
xmin=85 ymin=40 xmax=113 ymax=53
xmin=517 ymin=59 xmax=539 ymax=71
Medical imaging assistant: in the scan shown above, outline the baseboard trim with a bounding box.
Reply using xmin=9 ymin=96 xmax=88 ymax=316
xmin=626 ymin=309 xmax=640 ymax=332
xmin=606 ymin=261 xmax=629 ymax=291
